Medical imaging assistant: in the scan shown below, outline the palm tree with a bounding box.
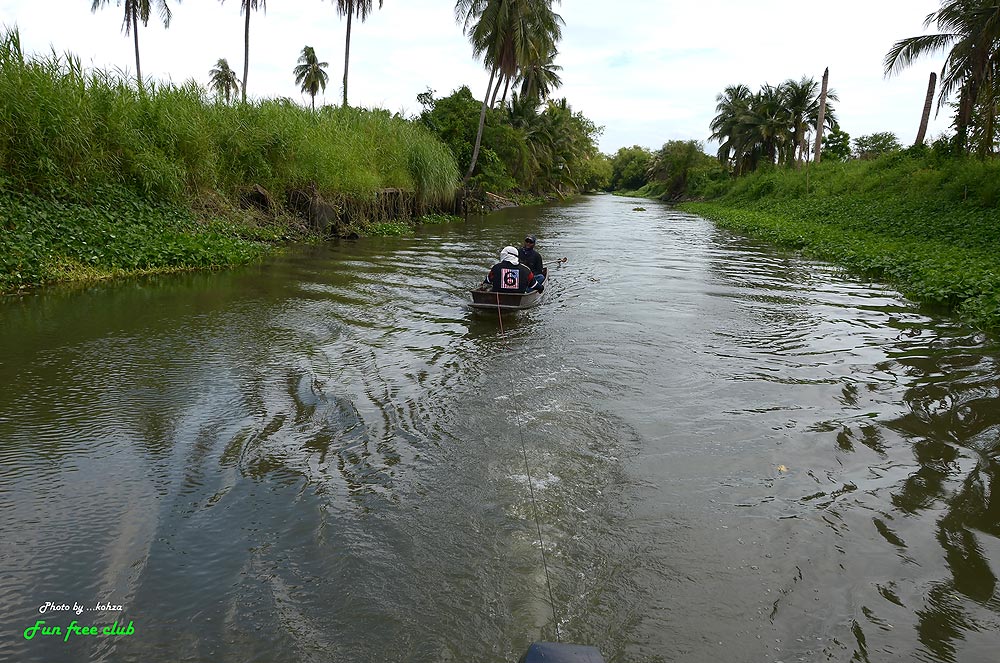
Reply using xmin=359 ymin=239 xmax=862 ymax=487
xmin=710 ymin=84 xmax=753 ymax=174
xmin=91 ymin=0 xmax=173 ymax=86
xmin=515 ymin=44 xmax=562 ymax=104
xmin=229 ymin=0 xmax=266 ymax=104
xmin=294 ymin=46 xmax=329 ymax=111
xmin=335 ymin=0 xmax=384 ymax=108
xmin=209 ymin=58 xmax=241 ymax=103
xmin=885 ymin=0 xmax=1000 ymax=150
xmin=781 ymin=76 xmax=838 ymax=165
xmin=455 ymin=0 xmax=564 ymax=186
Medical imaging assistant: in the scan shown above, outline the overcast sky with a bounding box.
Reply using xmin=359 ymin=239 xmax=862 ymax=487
xmin=1 ymin=0 xmax=951 ymax=153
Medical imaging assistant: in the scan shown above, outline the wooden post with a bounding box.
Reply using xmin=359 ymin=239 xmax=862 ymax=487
xmin=813 ymin=68 xmax=829 ymax=163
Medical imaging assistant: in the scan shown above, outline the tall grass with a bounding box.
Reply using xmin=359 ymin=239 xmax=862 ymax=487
xmin=0 ymin=27 xmax=459 ymax=208
xmin=0 ymin=27 xmax=460 ymax=292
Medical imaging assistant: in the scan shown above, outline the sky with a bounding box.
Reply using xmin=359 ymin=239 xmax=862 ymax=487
xmin=0 ymin=0 xmax=952 ymax=154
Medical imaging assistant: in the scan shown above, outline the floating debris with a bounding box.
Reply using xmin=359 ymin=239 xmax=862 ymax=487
xmin=633 ymin=206 xmax=646 ymax=211
xmin=777 ymin=464 xmax=789 ymax=473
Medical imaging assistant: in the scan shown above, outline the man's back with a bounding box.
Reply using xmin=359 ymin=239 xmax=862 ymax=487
xmin=489 ymin=261 xmax=534 ymax=293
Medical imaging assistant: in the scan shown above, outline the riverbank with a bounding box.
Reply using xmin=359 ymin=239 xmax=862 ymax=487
xmin=0 ymin=29 xmax=460 ymax=293
xmin=678 ymin=154 xmax=1000 ymax=331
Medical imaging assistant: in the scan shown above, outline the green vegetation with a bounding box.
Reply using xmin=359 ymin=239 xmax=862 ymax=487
xmin=648 ymin=1 xmax=1000 ymax=331
xmin=607 ymin=141 xmax=726 ymax=201
xmin=680 ymin=153 xmax=1000 ymax=330
xmin=294 ymin=46 xmax=330 ymax=111
xmin=0 ymin=28 xmax=459 ymax=291
xmin=710 ymin=77 xmax=838 ymax=174
xmin=0 ymin=189 xmax=282 ymax=292
xmin=885 ymin=0 xmax=1000 ymax=155
xmin=209 ymin=58 xmax=241 ymax=103
xmin=418 ymin=86 xmax=606 ymax=198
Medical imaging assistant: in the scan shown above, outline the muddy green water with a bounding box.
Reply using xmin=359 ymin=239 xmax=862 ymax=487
xmin=1 ymin=195 xmax=998 ymax=663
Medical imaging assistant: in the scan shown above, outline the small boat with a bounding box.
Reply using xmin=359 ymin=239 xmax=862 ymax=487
xmin=469 ymin=284 xmax=543 ymax=311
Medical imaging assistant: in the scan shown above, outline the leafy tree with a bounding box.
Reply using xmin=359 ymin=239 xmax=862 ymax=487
xmin=885 ymin=1 xmax=1000 ymax=151
xmin=822 ymin=126 xmax=851 ymax=161
xmin=90 ymin=0 xmax=174 ymax=87
xmin=294 ymin=46 xmax=329 ymax=111
xmin=418 ymin=85 xmax=601 ymax=196
xmin=418 ymin=86 xmax=521 ymax=192
xmin=853 ymin=132 xmax=902 ymax=160
xmin=335 ymin=0 xmax=384 ymax=108
xmin=577 ymin=153 xmax=611 ymax=192
xmin=609 ymin=146 xmax=651 ymax=191
xmin=646 ymin=140 xmax=726 ymax=200
xmin=209 ymin=57 xmax=241 ymax=103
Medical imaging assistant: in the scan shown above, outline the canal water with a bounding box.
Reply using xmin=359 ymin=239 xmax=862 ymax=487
xmin=1 ymin=194 xmax=998 ymax=662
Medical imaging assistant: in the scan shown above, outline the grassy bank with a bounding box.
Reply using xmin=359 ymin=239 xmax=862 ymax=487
xmin=0 ymin=29 xmax=460 ymax=292
xmin=679 ymin=154 xmax=1000 ymax=330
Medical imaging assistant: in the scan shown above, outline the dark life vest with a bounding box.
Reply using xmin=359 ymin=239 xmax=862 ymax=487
xmin=488 ymin=261 xmax=534 ymax=293
xmin=518 ymin=246 xmax=543 ymax=274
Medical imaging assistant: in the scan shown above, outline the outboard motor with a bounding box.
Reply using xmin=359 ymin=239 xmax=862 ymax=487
xmin=518 ymin=642 xmax=606 ymax=663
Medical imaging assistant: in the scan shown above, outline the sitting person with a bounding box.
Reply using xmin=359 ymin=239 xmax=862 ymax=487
xmin=485 ymin=246 xmax=542 ymax=293
xmin=518 ymin=235 xmax=546 ymax=288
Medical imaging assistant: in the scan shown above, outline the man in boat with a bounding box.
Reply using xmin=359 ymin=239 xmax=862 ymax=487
xmin=485 ymin=246 xmax=543 ymax=293
xmin=518 ymin=235 xmax=546 ymax=289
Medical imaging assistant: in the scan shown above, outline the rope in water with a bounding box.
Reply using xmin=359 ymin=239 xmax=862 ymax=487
xmin=494 ymin=289 xmax=562 ymax=643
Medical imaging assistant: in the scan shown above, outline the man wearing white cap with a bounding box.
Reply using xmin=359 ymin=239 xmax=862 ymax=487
xmin=485 ymin=246 xmax=542 ymax=293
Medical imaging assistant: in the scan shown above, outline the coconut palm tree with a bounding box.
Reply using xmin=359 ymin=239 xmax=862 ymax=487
xmin=455 ymin=0 xmax=564 ymax=186
xmin=230 ymin=0 xmax=266 ymax=104
xmin=90 ymin=0 xmax=173 ymax=86
xmin=294 ymin=46 xmax=329 ymax=111
xmin=515 ymin=44 xmax=562 ymax=104
xmin=209 ymin=58 xmax=241 ymax=103
xmin=710 ymin=84 xmax=753 ymax=173
xmin=335 ymin=0 xmax=384 ymax=108
xmin=885 ymin=0 xmax=1000 ymax=150
xmin=781 ymin=76 xmax=838 ymax=165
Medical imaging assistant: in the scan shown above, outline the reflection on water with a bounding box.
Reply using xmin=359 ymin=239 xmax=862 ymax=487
xmin=0 ymin=195 xmax=998 ymax=663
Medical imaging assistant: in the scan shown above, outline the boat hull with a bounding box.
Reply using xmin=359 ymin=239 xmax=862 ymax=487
xmin=469 ymin=287 xmax=542 ymax=311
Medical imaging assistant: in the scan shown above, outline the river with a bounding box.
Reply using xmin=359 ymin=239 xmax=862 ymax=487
xmin=1 ymin=194 xmax=998 ymax=662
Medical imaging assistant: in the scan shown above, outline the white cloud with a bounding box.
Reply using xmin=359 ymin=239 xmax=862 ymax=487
xmin=1 ymin=0 xmax=954 ymax=153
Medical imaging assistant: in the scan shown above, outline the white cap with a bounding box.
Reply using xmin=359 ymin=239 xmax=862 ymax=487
xmin=500 ymin=246 xmax=519 ymax=265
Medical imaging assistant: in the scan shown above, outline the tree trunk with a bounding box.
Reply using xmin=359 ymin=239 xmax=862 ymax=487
xmin=915 ymin=72 xmax=937 ymax=147
xmin=311 ymin=93 xmax=315 ymax=112
xmin=956 ymin=82 xmax=977 ymax=153
xmin=490 ymin=74 xmax=502 ymax=106
xmin=343 ymin=10 xmax=353 ymax=108
xmin=242 ymin=9 xmax=250 ymax=103
xmin=463 ymin=65 xmax=498 ymax=186
xmin=499 ymin=75 xmax=511 ymax=106
xmin=813 ymin=68 xmax=829 ymax=163
xmin=133 ymin=13 xmax=142 ymax=87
